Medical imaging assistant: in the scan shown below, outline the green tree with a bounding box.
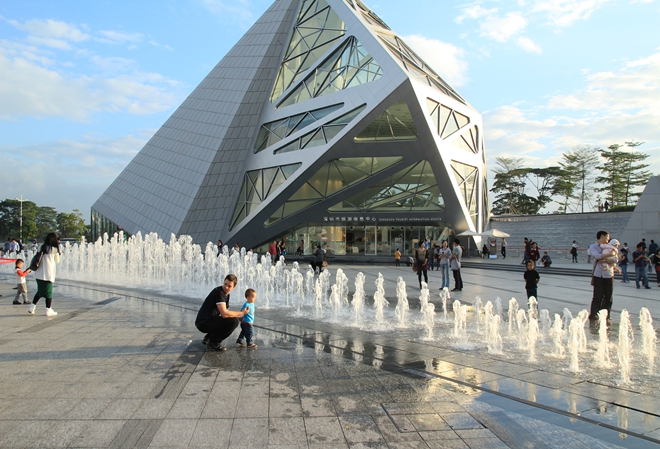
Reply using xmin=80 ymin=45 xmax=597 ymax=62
xmin=57 ymin=209 xmax=87 ymax=238
xmin=596 ymin=143 xmax=651 ymax=207
xmin=558 ymin=145 xmax=600 ymax=213
xmin=490 ymin=157 xmax=527 ymax=215
xmin=35 ymin=206 xmax=58 ymax=240
xmin=526 ymin=167 xmax=566 ymax=213
xmin=0 ymin=199 xmax=38 ymax=242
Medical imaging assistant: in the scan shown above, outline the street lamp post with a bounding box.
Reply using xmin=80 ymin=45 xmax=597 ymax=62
xmin=14 ymin=195 xmax=29 ymax=248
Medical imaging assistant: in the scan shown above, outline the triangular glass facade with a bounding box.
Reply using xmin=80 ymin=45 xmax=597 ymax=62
xmin=426 ymin=98 xmax=470 ymax=140
xmin=278 ymin=37 xmax=383 ymax=108
xmin=451 ymin=125 xmax=479 ymax=154
xmin=329 ymin=161 xmax=444 ymax=212
xmin=451 ymin=160 xmax=478 ymax=227
xmin=354 ymin=101 xmax=417 ymax=142
xmin=265 ymin=157 xmax=402 ymax=225
xmin=270 ymin=0 xmax=346 ymax=102
xmin=254 ymin=103 xmax=343 ymax=153
xmin=230 ymin=163 xmax=302 ymax=229
xmin=377 ymin=33 xmax=465 ymax=104
xmin=273 ymin=104 xmax=366 ymax=154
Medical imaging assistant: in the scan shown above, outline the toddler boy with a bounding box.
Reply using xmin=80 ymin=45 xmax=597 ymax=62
xmin=13 ymin=259 xmax=30 ymax=305
xmin=236 ymin=288 xmax=257 ymax=349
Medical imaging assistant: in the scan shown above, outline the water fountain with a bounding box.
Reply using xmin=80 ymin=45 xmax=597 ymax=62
xmin=10 ymin=231 xmax=657 ymax=388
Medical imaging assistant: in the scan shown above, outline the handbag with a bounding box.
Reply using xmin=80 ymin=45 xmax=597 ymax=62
xmin=412 ymin=262 xmax=418 ymax=272
xmin=322 ymin=260 xmax=328 ymax=267
xmin=29 ymin=249 xmax=44 ymax=272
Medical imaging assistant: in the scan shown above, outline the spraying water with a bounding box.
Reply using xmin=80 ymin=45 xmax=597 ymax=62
xmin=508 ymin=298 xmax=519 ymax=336
xmin=439 ymin=288 xmax=450 ymax=322
xmin=549 ymin=314 xmax=565 ymax=358
xmin=453 ymin=300 xmax=468 ymax=344
xmin=567 ymin=318 xmax=581 ymax=372
xmin=473 ymin=296 xmax=482 ymax=334
xmin=395 ymin=277 xmax=409 ymax=328
xmin=422 ymin=302 xmax=436 ymax=340
xmin=353 ymin=272 xmax=365 ymax=327
xmin=618 ymin=310 xmax=633 ymax=384
xmin=373 ymin=273 xmax=389 ymax=326
xmin=594 ymin=309 xmax=612 ymax=368
xmin=639 ymin=307 xmax=657 ymax=374
xmin=487 ymin=314 xmax=503 ymax=355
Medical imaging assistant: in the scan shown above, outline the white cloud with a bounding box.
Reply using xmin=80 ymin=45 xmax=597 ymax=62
xmin=516 ymin=36 xmax=542 ymax=53
xmin=455 ymin=5 xmax=498 ymax=23
xmin=0 ymin=132 xmax=152 ymax=216
xmin=479 ymin=11 xmax=528 ymax=42
xmin=0 ymin=49 xmax=183 ymax=120
xmin=95 ymin=30 xmax=144 ymax=45
xmin=402 ymin=35 xmax=469 ymax=86
xmin=199 ymin=0 xmax=254 ymax=25
xmin=484 ymin=50 xmax=660 ymax=176
xmin=531 ymin=0 xmax=610 ymax=27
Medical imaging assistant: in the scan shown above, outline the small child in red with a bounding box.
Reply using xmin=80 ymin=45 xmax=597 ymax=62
xmin=14 ymin=259 xmax=31 ymax=305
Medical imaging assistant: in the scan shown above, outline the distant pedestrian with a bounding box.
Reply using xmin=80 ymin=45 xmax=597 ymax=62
xmin=438 ymin=240 xmax=451 ymax=290
xmin=394 ymin=248 xmax=401 ymax=267
xmin=521 ymin=237 xmax=529 ymax=264
xmin=501 ymin=238 xmax=507 ymax=259
xmin=570 ymin=241 xmax=579 ymax=263
xmin=414 ymin=241 xmax=428 ymax=288
xmin=314 ymin=244 xmax=325 ymax=274
xmin=632 ymin=243 xmax=651 ymax=289
xmin=619 ymin=249 xmax=630 ymax=283
xmin=604 ymin=200 xmax=609 ymax=211
xmin=540 ymin=252 xmax=552 ymax=267
xmin=450 ymin=238 xmax=463 ymax=291
xmin=524 ymin=260 xmax=540 ymax=300
xmin=217 ymin=240 xmax=223 ymax=256
xmin=529 ymin=242 xmax=540 ymax=267
xmin=653 ymin=249 xmax=660 ymax=286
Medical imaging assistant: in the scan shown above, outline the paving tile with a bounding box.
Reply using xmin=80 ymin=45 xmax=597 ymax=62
xmin=268 ymin=417 xmax=308 ymax=445
xmin=304 ymin=416 xmax=346 ymax=444
xmin=149 ymin=418 xmax=197 ymax=447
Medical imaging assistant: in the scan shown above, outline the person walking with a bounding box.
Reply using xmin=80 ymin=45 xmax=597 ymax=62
xmin=450 ymin=238 xmax=463 ymax=291
xmin=414 ymin=241 xmax=428 ymax=288
xmin=588 ymin=230 xmax=615 ymax=321
xmin=438 ymin=240 xmax=451 ymax=290
xmin=501 ymin=238 xmax=507 ymax=259
xmin=314 ymin=244 xmax=325 ymax=273
xmin=28 ymin=232 xmax=61 ymax=316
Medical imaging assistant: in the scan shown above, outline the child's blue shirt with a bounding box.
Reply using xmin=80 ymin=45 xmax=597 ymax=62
xmin=241 ymin=301 xmax=254 ymax=324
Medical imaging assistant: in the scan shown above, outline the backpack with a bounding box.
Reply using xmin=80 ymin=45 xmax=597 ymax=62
xmin=29 ymin=249 xmax=44 ymax=272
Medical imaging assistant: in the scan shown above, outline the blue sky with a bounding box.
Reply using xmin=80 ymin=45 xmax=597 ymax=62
xmin=1 ymin=0 xmax=658 ymax=218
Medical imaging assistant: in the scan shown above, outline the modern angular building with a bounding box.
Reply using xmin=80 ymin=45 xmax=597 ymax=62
xmin=92 ymin=0 xmax=488 ymax=256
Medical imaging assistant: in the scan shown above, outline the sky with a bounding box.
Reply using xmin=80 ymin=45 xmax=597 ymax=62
xmin=1 ymin=0 xmax=659 ymax=220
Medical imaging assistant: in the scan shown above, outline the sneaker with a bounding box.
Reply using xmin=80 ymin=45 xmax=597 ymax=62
xmin=202 ymin=335 xmax=210 ymax=346
xmin=645 ymin=286 xmax=652 ymax=290
xmin=46 ymin=308 xmax=57 ymax=316
xmin=246 ymin=343 xmax=257 ymax=349
xmin=207 ymin=341 xmax=226 ymax=351
xmin=13 ymin=301 xmax=21 ymax=305
xmin=28 ymin=304 xmax=36 ymax=315
xmin=236 ymin=341 xmax=246 ymax=347
xmin=23 ymin=300 xmax=29 ymax=304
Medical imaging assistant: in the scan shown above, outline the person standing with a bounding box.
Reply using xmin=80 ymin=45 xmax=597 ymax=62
xmin=570 ymin=241 xmax=579 ymax=263
xmin=588 ymin=230 xmax=615 ymax=321
xmin=450 ymin=238 xmax=463 ymax=291
xmin=438 ymin=240 xmax=451 ymax=290
xmin=195 ymin=274 xmax=249 ymax=351
xmin=28 ymin=232 xmax=61 ymax=316
xmin=394 ymin=248 xmax=401 ymax=267
xmin=619 ymin=248 xmax=630 ymax=283
xmin=217 ymin=240 xmax=223 ymax=256
xmin=529 ymin=242 xmax=540 ymax=267
xmin=501 ymin=238 xmax=507 ymax=259
xmin=632 ymin=243 xmax=651 ymax=289
xmin=523 ymin=260 xmax=540 ymax=300
xmin=414 ymin=241 xmax=428 ymax=288
xmin=314 ymin=244 xmax=325 ymax=273
xmin=236 ymin=288 xmax=257 ymax=349
xmin=653 ymin=249 xmax=660 ymax=286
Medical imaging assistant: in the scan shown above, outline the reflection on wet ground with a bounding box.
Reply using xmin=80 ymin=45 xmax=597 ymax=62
xmin=0 ymin=277 xmax=659 ymax=448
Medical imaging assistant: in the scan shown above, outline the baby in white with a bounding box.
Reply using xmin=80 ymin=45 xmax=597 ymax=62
xmin=600 ymin=239 xmax=621 ymax=275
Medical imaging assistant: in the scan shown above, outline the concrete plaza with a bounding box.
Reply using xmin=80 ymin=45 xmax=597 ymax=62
xmin=0 ymin=257 xmax=659 ymax=448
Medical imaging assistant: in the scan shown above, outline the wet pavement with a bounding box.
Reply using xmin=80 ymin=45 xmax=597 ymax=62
xmin=1 ymin=260 xmax=659 ymax=448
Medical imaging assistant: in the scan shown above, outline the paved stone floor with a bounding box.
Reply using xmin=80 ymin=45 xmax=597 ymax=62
xmin=0 ymin=259 xmax=659 ymax=448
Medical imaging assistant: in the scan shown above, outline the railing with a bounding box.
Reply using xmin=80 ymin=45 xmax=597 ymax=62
xmin=480 ymin=246 xmax=589 ymax=261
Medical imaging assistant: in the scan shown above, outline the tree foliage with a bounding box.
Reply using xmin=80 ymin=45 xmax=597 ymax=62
xmin=0 ymin=199 xmax=87 ymax=242
xmin=558 ymin=145 xmax=600 ymax=213
xmin=596 ymin=143 xmax=651 ymax=207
